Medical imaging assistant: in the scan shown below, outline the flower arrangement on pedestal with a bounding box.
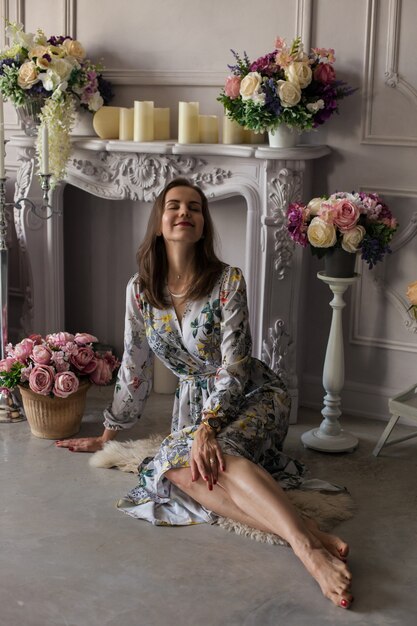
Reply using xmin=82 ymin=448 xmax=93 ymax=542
xmin=0 ymin=332 xmax=119 ymax=397
xmin=287 ymin=192 xmax=398 ymax=269
xmin=0 ymin=22 xmax=113 ymax=184
xmin=218 ymin=36 xmax=355 ymax=137
xmin=406 ymin=282 xmax=417 ymax=320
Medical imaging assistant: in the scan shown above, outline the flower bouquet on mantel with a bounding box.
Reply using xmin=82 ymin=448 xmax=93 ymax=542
xmin=0 ymin=332 xmax=119 ymax=438
xmin=218 ymin=36 xmax=356 ymax=147
xmin=0 ymin=22 xmax=113 ymax=184
xmin=287 ymin=192 xmax=398 ymax=276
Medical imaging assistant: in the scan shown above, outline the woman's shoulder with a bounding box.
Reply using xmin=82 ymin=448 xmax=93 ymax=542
xmin=220 ymin=265 xmax=246 ymax=287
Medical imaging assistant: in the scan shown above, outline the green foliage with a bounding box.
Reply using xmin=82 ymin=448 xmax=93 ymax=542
xmin=0 ymin=361 xmax=24 ymax=390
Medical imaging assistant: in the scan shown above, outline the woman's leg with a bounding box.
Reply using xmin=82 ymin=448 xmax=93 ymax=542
xmin=166 ymin=454 xmax=352 ymax=608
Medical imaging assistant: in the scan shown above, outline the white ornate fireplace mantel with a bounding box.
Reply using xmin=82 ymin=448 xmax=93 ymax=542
xmin=9 ymin=135 xmax=330 ymax=421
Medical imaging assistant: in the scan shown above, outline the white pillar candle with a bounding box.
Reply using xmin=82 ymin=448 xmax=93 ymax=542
xmin=119 ymin=107 xmax=134 ymax=140
xmin=41 ymin=124 xmax=49 ymax=174
xmin=222 ymin=116 xmax=244 ymax=144
xmin=0 ymin=95 xmax=5 ymax=178
xmin=153 ymin=108 xmax=170 ymax=140
xmin=153 ymin=357 xmax=178 ymax=395
xmin=133 ymin=101 xmax=154 ymax=142
xmin=198 ymin=115 xmax=219 ymax=143
xmin=178 ymin=101 xmax=199 ymax=144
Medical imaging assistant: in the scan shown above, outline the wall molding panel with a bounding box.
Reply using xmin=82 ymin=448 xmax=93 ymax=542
xmin=362 ymin=0 xmax=417 ymax=146
xmin=350 ymin=186 xmax=417 ymax=351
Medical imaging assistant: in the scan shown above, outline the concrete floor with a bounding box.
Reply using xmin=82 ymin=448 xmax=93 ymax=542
xmin=1 ymin=386 xmax=417 ymax=626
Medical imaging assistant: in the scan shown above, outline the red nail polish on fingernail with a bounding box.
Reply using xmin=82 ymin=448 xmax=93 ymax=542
xmin=209 ymin=485 xmax=213 ymax=491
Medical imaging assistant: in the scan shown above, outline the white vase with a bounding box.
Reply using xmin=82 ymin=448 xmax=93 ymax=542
xmin=72 ymin=109 xmax=96 ymax=136
xmin=268 ymin=125 xmax=299 ymax=148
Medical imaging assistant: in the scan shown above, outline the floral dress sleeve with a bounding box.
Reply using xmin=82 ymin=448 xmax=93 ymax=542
xmin=201 ymin=266 xmax=251 ymax=429
xmin=103 ymin=274 xmax=154 ymax=430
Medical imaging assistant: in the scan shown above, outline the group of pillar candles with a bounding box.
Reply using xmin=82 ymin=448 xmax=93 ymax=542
xmin=116 ymin=100 xmax=265 ymax=144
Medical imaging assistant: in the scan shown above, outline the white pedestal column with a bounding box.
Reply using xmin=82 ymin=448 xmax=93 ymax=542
xmin=301 ymin=271 xmax=359 ymax=453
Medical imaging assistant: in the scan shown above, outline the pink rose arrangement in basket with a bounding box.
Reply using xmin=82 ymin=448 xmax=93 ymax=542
xmin=0 ymin=332 xmax=119 ymax=398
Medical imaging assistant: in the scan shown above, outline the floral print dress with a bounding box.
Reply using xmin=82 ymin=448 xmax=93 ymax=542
xmin=104 ymin=266 xmax=306 ymax=526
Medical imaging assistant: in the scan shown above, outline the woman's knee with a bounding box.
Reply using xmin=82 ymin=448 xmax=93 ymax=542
xmin=165 ymin=467 xmax=194 ymax=491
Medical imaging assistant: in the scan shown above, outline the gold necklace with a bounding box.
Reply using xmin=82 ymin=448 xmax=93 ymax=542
xmin=167 ymin=287 xmax=187 ymax=299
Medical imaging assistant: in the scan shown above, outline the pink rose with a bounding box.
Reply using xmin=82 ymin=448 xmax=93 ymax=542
xmin=53 ymin=371 xmax=80 ymax=398
xmin=103 ymin=351 xmax=119 ymax=371
xmin=29 ymin=334 xmax=43 ymax=345
xmin=46 ymin=332 xmax=75 ymax=348
xmin=32 ymin=344 xmax=53 ymax=365
xmin=313 ymin=63 xmax=336 ymax=84
xmin=74 ymin=333 xmax=98 ymax=345
xmin=89 ymin=357 xmax=113 ymax=385
xmin=29 ymin=365 xmax=55 ymax=395
xmin=14 ymin=338 xmax=34 ymax=362
xmin=21 ymin=365 xmax=33 ymax=382
xmin=224 ymin=75 xmax=241 ymax=99
xmin=0 ymin=357 xmax=16 ymax=372
xmin=62 ymin=341 xmax=78 ymax=356
xmin=333 ymin=200 xmax=360 ymax=232
xmin=50 ymin=351 xmax=70 ymax=372
xmin=70 ymin=347 xmax=98 ymax=374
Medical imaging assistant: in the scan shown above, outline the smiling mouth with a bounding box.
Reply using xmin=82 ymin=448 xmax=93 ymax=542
xmin=175 ymin=222 xmax=193 ymax=227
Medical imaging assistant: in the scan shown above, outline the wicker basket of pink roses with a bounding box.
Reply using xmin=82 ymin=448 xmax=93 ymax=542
xmin=0 ymin=332 xmax=119 ymax=439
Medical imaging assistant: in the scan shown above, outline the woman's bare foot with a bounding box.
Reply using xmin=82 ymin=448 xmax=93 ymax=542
xmin=292 ymin=534 xmax=353 ymax=608
xmin=303 ymin=517 xmax=349 ymax=560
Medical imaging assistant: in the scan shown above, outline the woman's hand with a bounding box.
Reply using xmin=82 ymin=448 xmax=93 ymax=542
xmin=55 ymin=436 xmax=105 ymax=453
xmin=55 ymin=429 xmax=117 ymax=453
xmin=190 ymin=424 xmax=225 ymax=490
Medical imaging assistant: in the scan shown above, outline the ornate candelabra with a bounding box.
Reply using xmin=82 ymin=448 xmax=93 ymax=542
xmin=0 ymin=173 xmax=56 ymax=422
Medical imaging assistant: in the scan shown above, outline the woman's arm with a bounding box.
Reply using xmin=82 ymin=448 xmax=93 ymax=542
xmin=200 ymin=266 xmax=251 ymax=430
xmin=56 ymin=275 xmax=153 ymax=453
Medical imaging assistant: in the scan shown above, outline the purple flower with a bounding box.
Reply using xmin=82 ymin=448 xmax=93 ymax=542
xmin=287 ymin=203 xmax=309 ymax=247
xmin=250 ymin=51 xmax=278 ymax=76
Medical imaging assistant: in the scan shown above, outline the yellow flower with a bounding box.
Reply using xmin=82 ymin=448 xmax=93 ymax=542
xmin=160 ymin=314 xmax=172 ymax=324
xmin=165 ymin=325 xmax=172 ymax=333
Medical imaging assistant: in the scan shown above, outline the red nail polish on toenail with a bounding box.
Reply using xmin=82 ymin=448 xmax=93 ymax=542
xmin=340 ymin=599 xmax=348 ymax=608
xmin=68 ymin=447 xmax=74 ymax=451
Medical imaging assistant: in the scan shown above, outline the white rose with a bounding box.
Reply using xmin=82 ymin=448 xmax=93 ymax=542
xmin=285 ymin=62 xmax=312 ymax=89
xmin=61 ymin=38 xmax=86 ymax=60
xmin=341 ymin=225 xmax=366 ymax=252
xmin=306 ymin=99 xmax=325 ymax=113
xmin=87 ymin=92 xmax=104 ymax=112
xmin=17 ymin=61 xmax=39 ymax=89
xmin=307 ymin=197 xmax=324 ymax=216
xmin=277 ymin=80 xmax=301 ymax=107
xmin=240 ymin=72 xmax=262 ymax=100
xmin=307 ymin=217 xmax=337 ymax=248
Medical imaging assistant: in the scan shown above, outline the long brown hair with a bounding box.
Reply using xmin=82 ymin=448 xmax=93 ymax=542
xmin=137 ymin=178 xmax=225 ymax=308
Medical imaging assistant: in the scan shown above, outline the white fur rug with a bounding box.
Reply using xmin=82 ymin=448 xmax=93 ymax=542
xmin=90 ymin=436 xmax=355 ymax=545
